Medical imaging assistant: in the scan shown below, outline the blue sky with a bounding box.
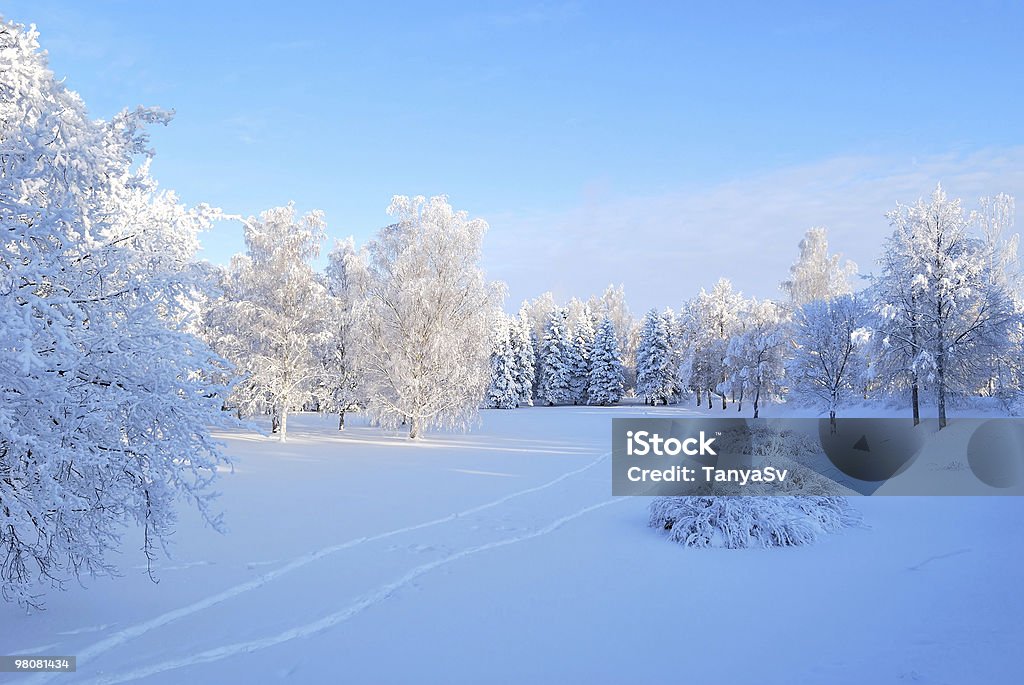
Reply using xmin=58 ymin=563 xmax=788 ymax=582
xmin=5 ymin=1 xmax=1023 ymax=312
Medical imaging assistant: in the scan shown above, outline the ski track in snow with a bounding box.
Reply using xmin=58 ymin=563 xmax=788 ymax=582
xmin=80 ymin=497 xmax=626 ymax=685
xmin=28 ymin=450 xmax=609 ymax=684
xmin=907 ymin=547 xmax=973 ymax=571
xmin=56 ymin=623 xmax=117 ymax=636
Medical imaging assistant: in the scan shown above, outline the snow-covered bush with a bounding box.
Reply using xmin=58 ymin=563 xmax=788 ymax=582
xmin=648 ymin=496 xmax=861 ymax=548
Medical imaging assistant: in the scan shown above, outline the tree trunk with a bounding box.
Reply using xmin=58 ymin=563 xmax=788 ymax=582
xmin=279 ymin=409 xmax=288 ymax=442
xmin=409 ymin=416 xmax=421 ymax=439
xmin=721 ymin=393 xmax=726 ymax=410
xmin=910 ymin=294 xmax=920 ymax=426
xmin=696 ymin=389 xmax=701 ymax=407
xmin=936 ymin=293 xmax=947 ymax=429
xmin=753 ymin=384 xmax=761 ymax=419
xmin=271 ymin=413 xmax=280 ymax=434
xmin=338 ymin=411 xmax=345 ymax=431
xmin=737 ymin=385 xmax=744 ymax=413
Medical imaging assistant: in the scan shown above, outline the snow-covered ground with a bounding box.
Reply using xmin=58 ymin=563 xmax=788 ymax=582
xmin=3 ymin=405 xmax=1022 ymax=684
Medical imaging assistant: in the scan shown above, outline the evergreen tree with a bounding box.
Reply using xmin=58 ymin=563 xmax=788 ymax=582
xmin=588 ymin=317 xmax=625 ymax=405
xmin=485 ymin=318 xmax=519 ymax=409
xmin=635 ymin=309 xmax=674 ymax=405
xmin=569 ymin=315 xmax=595 ymax=404
xmin=538 ymin=308 xmax=573 ymax=405
xmin=509 ymin=316 xmax=536 ymax=407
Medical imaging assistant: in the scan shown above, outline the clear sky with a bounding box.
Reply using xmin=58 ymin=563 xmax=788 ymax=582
xmin=5 ymin=1 xmax=1023 ymax=312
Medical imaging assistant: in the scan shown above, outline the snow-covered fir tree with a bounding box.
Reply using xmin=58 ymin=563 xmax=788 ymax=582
xmin=486 ymin=316 xmax=520 ymax=409
xmin=519 ymin=293 xmax=557 ymax=402
xmin=635 ymin=309 xmax=675 ymax=405
xmin=509 ymin=316 xmax=536 ymax=407
xmin=661 ymin=308 xmax=686 ymax=402
xmin=0 ymin=20 xmax=232 ymax=606
xmin=588 ymin=317 xmax=626 ymax=405
xmin=346 ymin=195 xmax=503 ymax=438
xmin=537 ymin=308 xmax=574 ymax=405
xmin=588 ymin=284 xmax=635 ymax=368
xmin=568 ymin=314 xmax=595 ymax=404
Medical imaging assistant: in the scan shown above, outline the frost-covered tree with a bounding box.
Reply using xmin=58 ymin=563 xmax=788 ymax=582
xmin=0 ymin=20 xmax=231 ymax=606
xmin=725 ymin=300 xmax=789 ymax=417
xmin=875 ymin=186 xmax=1018 ymax=428
xmin=568 ymin=314 xmax=595 ymax=404
xmin=780 ymin=227 xmax=858 ymax=306
xmin=485 ymin=316 xmax=519 ymax=409
xmin=686 ymin=279 xmax=744 ymax=409
xmin=508 ymin=316 xmax=536 ymax=407
xmin=346 ymin=195 xmax=503 ymax=438
xmin=588 ymin=285 xmax=633 ymax=352
xmin=788 ymin=294 xmax=869 ymax=425
xmin=635 ymin=309 xmax=675 ymax=405
xmin=588 ymin=317 xmax=625 ymax=405
xmin=537 ymin=308 xmax=574 ymax=405
xmin=979 ymin=194 xmax=1020 ymax=293
xmin=978 ymin=194 xmax=1023 ymax=400
xmin=315 ymin=238 xmax=362 ymax=430
xmin=209 ymin=205 xmax=329 ymax=441
xmin=519 ymin=292 xmax=557 ymax=401
xmin=588 ymin=284 xmax=636 ymax=386
xmin=519 ymin=292 xmax=557 ymax=342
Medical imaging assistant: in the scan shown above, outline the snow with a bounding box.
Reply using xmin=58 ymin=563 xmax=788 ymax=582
xmin=3 ymin=404 xmax=1021 ymax=684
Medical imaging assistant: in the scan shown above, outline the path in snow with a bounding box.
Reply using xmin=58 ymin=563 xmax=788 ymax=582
xmin=25 ymin=429 xmax=612 ymax=683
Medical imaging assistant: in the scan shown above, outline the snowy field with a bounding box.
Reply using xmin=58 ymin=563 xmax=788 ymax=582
xmin=3 ymin=405 xmax=1022 ymax=684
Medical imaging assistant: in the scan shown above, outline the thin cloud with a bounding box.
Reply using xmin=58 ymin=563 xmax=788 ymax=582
xmin=483 ymin=147 xmax=1024 ymax=312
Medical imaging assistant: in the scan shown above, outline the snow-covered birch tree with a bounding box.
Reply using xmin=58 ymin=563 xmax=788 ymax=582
xmin=876 ymin=185 xmax=1018 ymax=428
xmin=780 ymin=227 xmax=858 ymax=306
xmin=347 ymin=195 xmax=503 ymax=438
xmin=788 ymin=294 xmax=869 ymax=426
xmin=686 ymin=279 xmax=744 ymax=409
xmin=210 ymin=205 xmax=328 ymax=441
xmin=724 ymin=300 xmax=789 ymax=417
xmin=316 ymin=238 xmax=362 ymax=430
